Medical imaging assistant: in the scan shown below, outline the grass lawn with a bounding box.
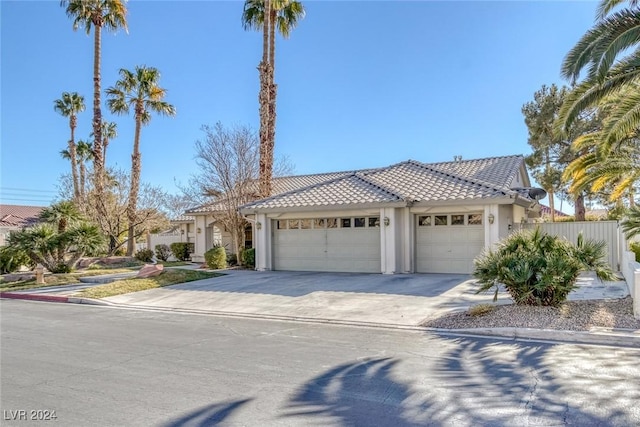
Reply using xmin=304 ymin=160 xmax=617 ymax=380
xmin=76 ymin=269 xmax=221 ymax=299
xmin=0 ymin=268 xmax=140 ymax=293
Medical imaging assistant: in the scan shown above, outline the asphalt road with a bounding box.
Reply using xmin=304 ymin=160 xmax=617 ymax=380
xmin=1 ymin=300 xmax=639 ymax=427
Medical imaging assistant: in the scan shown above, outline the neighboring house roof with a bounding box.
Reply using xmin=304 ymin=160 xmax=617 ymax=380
xmin=539 ymin=205 xmax=569 ymax=218
xmin=0 ymin=204 xmax=43 ymax=228
xmin=586 ymin=208 xmax=608 ymax=219
xmin=170 ymin=214 xmax=195 ymax=223
xmin=241 ymin=155 xmax=534 ymax=212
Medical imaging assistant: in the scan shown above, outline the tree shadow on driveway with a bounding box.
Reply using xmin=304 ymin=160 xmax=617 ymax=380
xmin=161 ymin=398 xmax=252 ymax=427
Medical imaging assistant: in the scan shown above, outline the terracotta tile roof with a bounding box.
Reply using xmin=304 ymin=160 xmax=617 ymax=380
xmin=240 ymin=155 xmax=530 ymax=211
xmin=170 ymin=215 xmax=195 ymax=223
xmin=0 ymin=204 xmax=44 ymax=228
xmin=187 ymin=171 xmax=362 ymax=214
xmin=241 ymin=173 xmax=404 ymax=210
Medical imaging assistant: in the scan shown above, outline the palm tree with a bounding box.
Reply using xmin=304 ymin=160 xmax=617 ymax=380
xmin=621 ymin=205 xmax=640 ymax=238
xmin=76 ymin=139 xmax=94 ymax=201
xmin=54 ymin=92 xmax=85 ymax=201
xmin=60 ymin=0 xmax=128 ymax=221
xmin=556 ymin=0 xmax=640 ymax=135
xmin=39 ymin=201 xmax=82 ymax=263
xmin=91 ymin=120 xmax=117 ymax=166
xmin=242 ymin=0 xmax=305 ymax=197
xmin=564 ymin=137 xmax=640 ymax=204
xmin=106 ymin=66 xmax=176 ymax=256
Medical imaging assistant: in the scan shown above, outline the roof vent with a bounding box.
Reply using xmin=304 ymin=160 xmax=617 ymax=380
xmin=453 ymin=155 xmax=462 ymax=162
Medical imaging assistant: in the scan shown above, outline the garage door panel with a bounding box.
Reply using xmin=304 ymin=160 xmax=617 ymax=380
xmin=273 ymin=220 xmax=381 ymax=273
xmin=416 ymin=215 xmax=484 ymax=274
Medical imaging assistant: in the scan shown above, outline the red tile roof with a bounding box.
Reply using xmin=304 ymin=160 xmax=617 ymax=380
xmin=0 ymin=204 xmax=44 ymax=228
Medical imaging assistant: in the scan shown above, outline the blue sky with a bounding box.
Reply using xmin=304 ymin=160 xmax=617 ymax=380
xmin=1 ymin=0 xmax=598 ymax=209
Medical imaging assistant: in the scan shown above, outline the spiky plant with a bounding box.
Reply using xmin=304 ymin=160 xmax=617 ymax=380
xmin=474 ymin=228 xmax=613 ymax=306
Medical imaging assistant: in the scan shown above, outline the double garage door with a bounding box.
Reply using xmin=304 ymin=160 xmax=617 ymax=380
xmin=271 ymin=213 xmax=485 ymax=274
xmin=415 ymin=213 xmax=485 ymax=274
xmin=273 ymin=217 xmax=381 ymax=273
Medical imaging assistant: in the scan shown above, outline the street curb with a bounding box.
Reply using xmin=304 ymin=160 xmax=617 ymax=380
xmin=3 ymin=292 xmax=639 ymax=348
xmin=0 ymin=292 xmax=69 ymax=303
xmin=67 ymin=297 xmax=116 ymax=306
xmin=431 ymin=326 xmax=640 ymax=348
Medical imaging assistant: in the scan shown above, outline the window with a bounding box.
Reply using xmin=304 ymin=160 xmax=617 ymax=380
xmin=451 ymin=214 xmax=464 ymax=225
xmin=300 ymin=219 xmax=312 ymax=229
xmin=314 ymin=218 xmax=326 ymax=229
xmin=341 ymin=218 xmax=352 ymax=228
xmin=327 ymin=218 xmax=338 ymax=228
xmin=369 ymin=217 xmax=380 ymax=227
xmin=418 ymin=215 xmax=431 ymax=226
xmin=468 ymin=214 xmax=482 ymax=225
xmin=354 ymin=217 xmax=366 ymax=228
xmin=435 ymin=215 xmax=448 ymax=226
xmin=288 ymin=219 xmax=300 ymax=229
xmin=244 ymin=226 xmax=252 ymax=248
xmin=277 ymin=220 xmax=287 ymax=230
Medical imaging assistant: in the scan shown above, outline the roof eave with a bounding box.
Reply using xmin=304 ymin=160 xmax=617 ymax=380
xmin=239 ymin=201 xmax=407 ymax=215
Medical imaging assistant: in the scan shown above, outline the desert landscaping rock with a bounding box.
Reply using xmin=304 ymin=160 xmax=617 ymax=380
xmin=136 ymin=264 xmax=164 ymax=278
xmin=423 ymin=296 xmax=640 ymax=331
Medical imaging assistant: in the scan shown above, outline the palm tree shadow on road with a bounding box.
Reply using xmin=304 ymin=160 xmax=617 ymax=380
xmin=161 ymin=398 xmax=252 ymax=427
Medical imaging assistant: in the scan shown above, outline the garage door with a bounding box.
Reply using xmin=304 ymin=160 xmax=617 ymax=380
xmin=273 ymin=217 xmax=381 ymax=273
xmin=416 ymin=213 xmax=484 ymax=274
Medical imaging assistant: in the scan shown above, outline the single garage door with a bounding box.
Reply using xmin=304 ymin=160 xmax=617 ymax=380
xmin=416 ymin=213 xmax=484 ymax=274
xmin=273 ymin=216 xmax=381 ymax=273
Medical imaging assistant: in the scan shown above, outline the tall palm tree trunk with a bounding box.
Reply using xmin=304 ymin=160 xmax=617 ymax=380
xmin=258 ymin=0 xmax=272 ymax=198
xmin=92 ymin=24 xmax=106 ymax=226
xmin=264 ymin=6 xmax=277 ymax=198
xmin=126 ymin=107 xmax=143 ymax=256
xmin=574 ymin=192 xmax=586 ymax=221
xmin=69 ymin=116 xmax=80 ymax=201
xmin=79 ymin=160 xmax=86 ymax=205
xmin=258 ymin=63 xmax=270 ymax=198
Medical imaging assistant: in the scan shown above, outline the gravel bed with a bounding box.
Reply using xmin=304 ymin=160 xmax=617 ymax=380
xmin=422 ymin=297 xmax=640 ymax=331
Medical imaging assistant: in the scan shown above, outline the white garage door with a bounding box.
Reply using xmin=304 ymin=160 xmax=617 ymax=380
xmin=273 ymin=217 xmax=381 ymax=273
xmin=416 ymin=213 xmax=484 ymax=274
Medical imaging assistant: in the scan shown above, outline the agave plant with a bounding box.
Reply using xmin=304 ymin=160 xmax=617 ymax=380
xmin=474 ymin=228 xmax=614 ymax=306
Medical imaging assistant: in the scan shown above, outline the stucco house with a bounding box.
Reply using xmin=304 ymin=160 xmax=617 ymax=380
xmin=187 ymin=155 xmax=544 ymax=274
xmin=0 ymin=204 xmax=44 ymax=246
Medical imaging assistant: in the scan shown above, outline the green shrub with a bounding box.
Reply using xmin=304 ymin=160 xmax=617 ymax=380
xmin=243 ymin=248 xmax=255 ymax=268
xmin=170 ymin=242 xmax=194 ymax=261
xmin=135 ymin=249 xmax=154 ymax=263
xmin=474 ymin=228 xmax=614 ymax=306
xmin=630 ymin=242 xmax=640 ymax=262
xmin=204 ymin=246 xmax=226 ymax=269
xmin=0 ymin=246 xmax=33 ymax=274
xmin=155 ymin=244 xmax=171 ymax=262
xmin=50 ymin=263 xmax=72 ymax=274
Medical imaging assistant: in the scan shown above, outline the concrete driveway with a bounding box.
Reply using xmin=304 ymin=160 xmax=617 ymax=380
xmin=103 ymin=270 xmax=502 ymax=326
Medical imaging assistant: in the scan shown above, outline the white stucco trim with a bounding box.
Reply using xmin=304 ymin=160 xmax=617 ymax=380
xmin=484 ymin=204 xmax=501 ymax=249
xmin=380 ymin=207 xmax=398 ymax=274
